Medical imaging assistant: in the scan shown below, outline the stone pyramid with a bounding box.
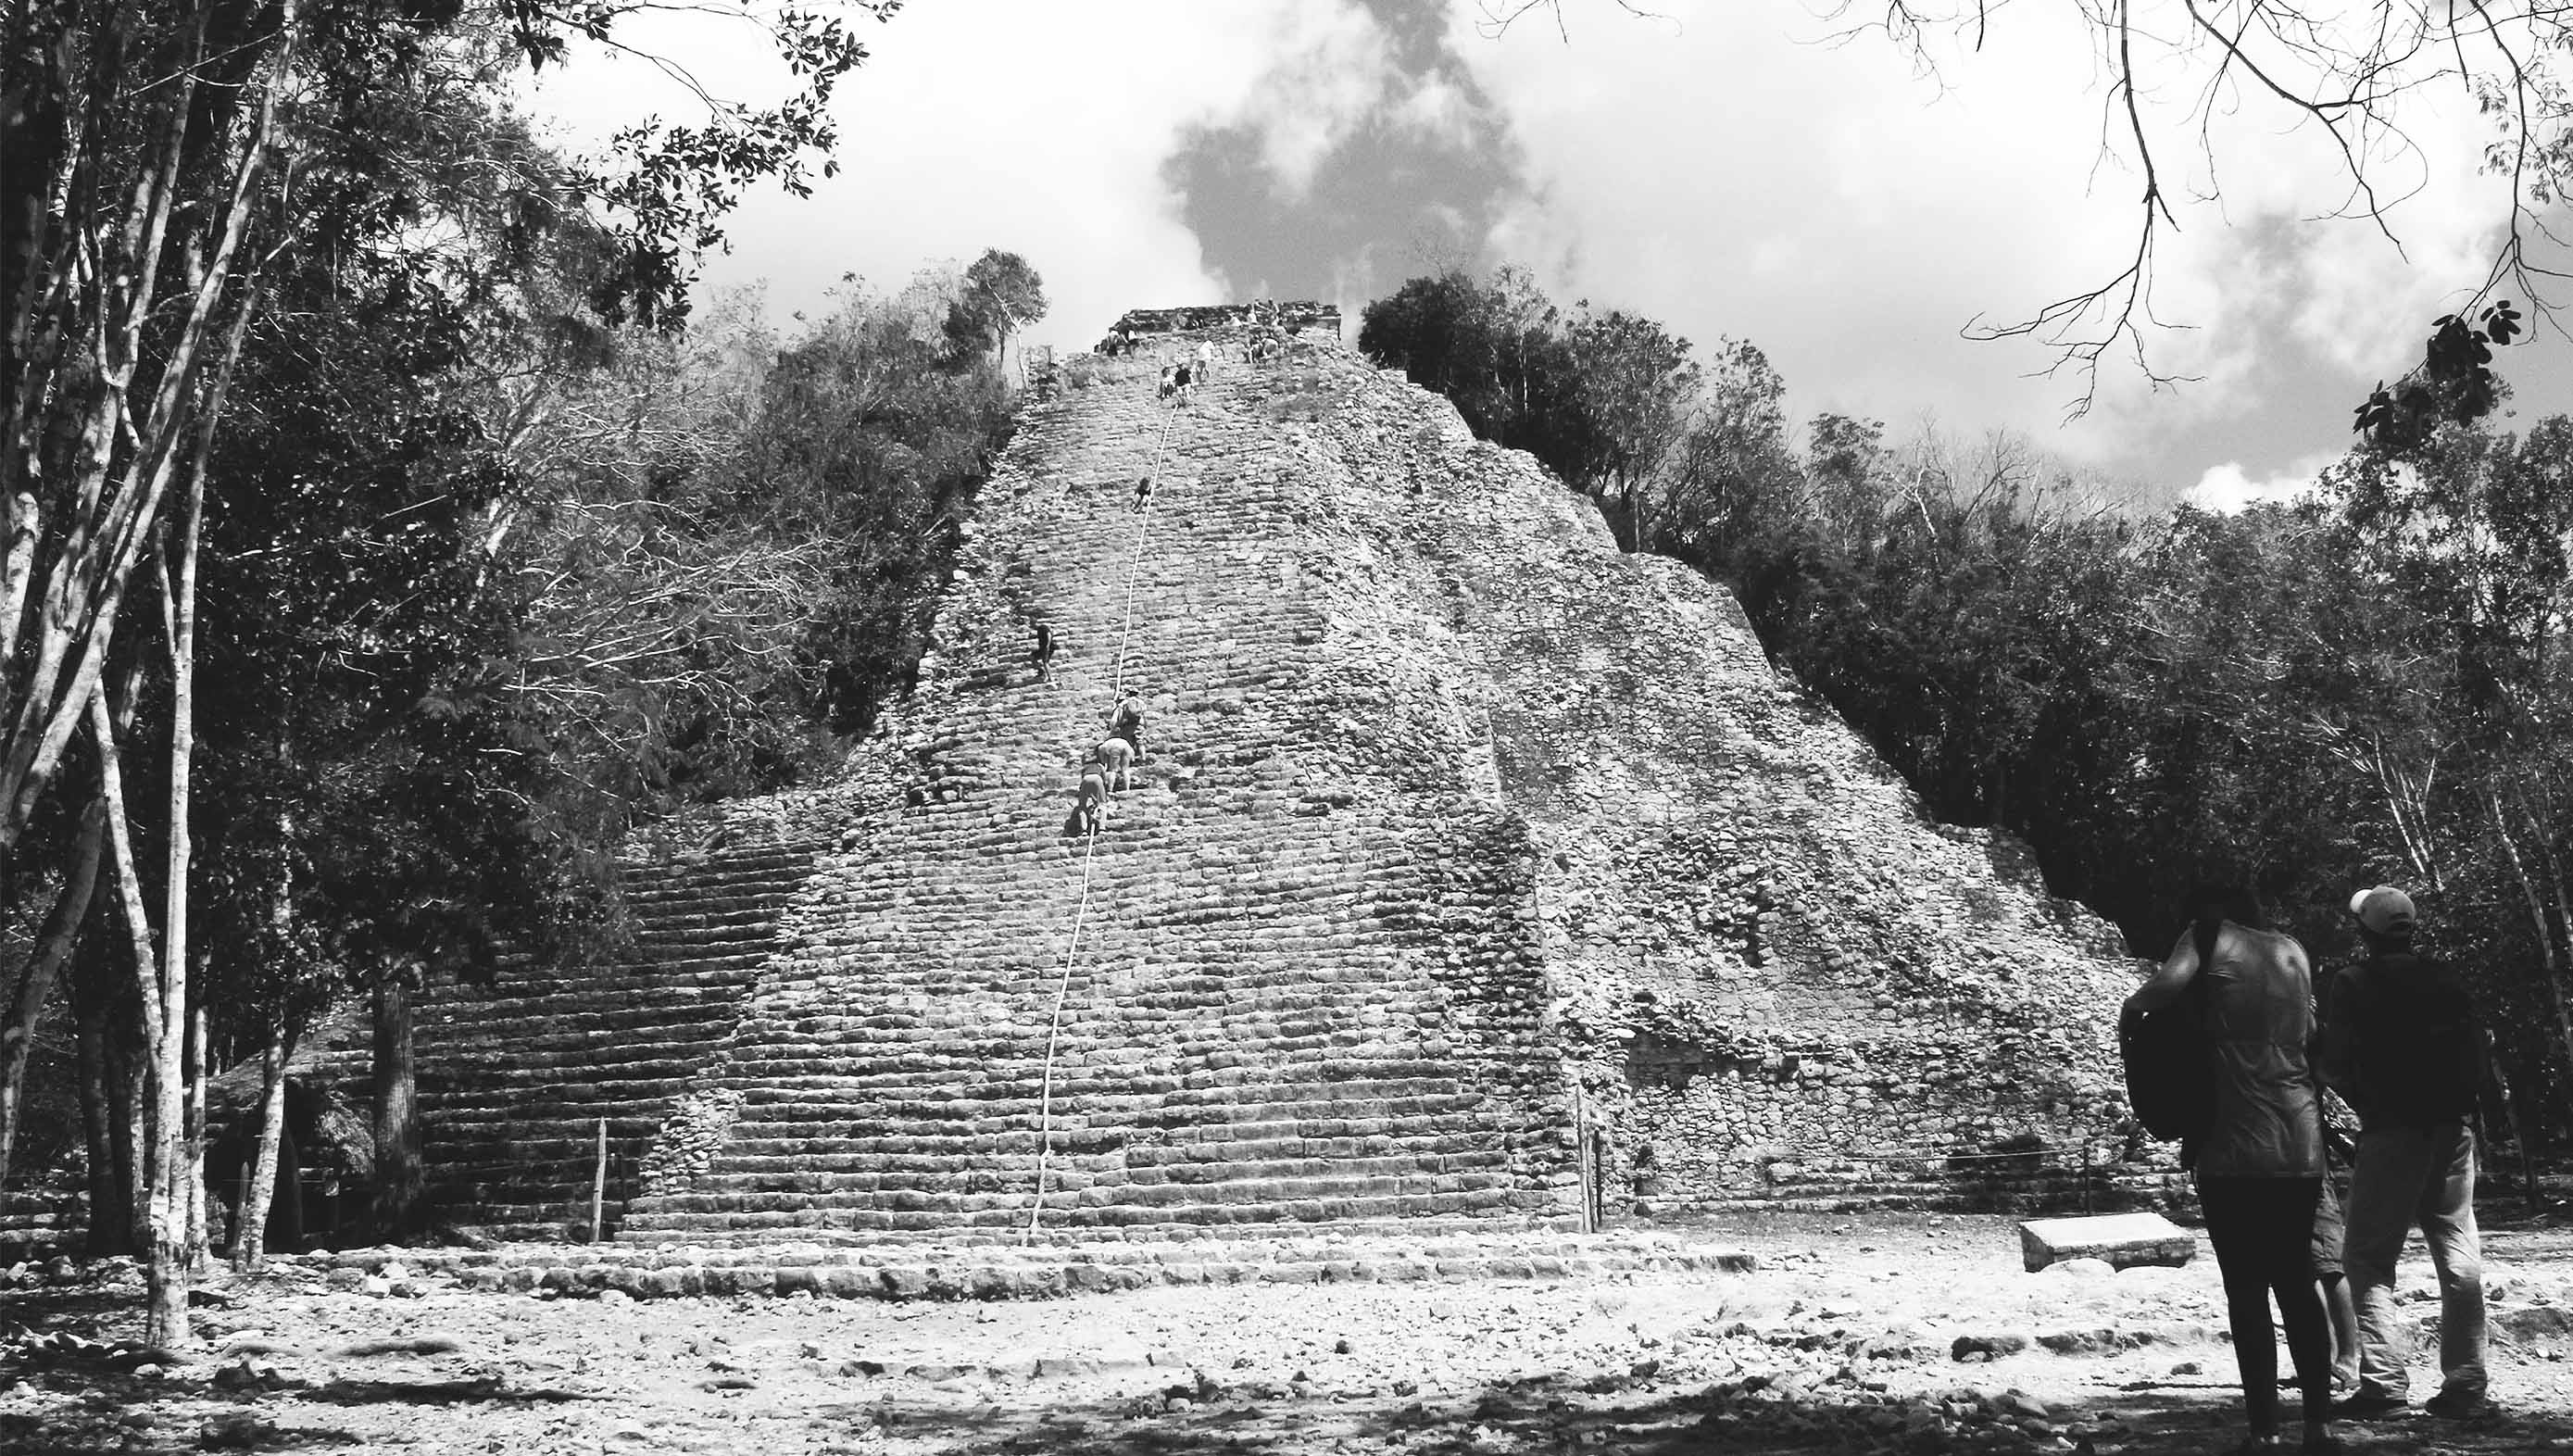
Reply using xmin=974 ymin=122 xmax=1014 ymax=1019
xmin=310 ymin=308 xmax=2142 ymax=1242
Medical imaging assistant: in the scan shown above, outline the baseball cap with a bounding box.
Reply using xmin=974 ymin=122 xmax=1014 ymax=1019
xmin=2349 ymin=885 xmax=2416 ymax=936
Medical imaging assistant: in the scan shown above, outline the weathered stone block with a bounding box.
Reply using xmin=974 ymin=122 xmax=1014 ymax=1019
xmin=2016 ymin=1212 xmax=2196 ymax=1273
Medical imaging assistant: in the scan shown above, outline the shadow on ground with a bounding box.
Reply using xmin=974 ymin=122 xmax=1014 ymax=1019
xmin=0 ymin=1352 xmax=2566 ymax=1454
xmin=835 ymin=1373 xmax=2573 ymax=1456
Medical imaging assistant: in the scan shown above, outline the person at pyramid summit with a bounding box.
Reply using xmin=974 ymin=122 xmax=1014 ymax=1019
xmin=2314 ymin=885 xmax=2491 ymax=1424
xmin=2124 ymin=882 xmax=2338 ymax=1455
xmin=1174 ymin=359 xmax=1194 ymax=408
xmin=1158 ymin=363 xmax=1175 ymax=403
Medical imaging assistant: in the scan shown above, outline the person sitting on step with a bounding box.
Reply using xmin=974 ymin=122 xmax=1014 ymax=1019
xmin=1095 ymin=734 xmax=1134 ymax=793
xmin=1109 ymin=694 xmax=1145 ymax=764
xmin=1073 ymin=762 xmax=1107 ymax=837
xmin=1135 ymin=475 xmax=1152 ymax=511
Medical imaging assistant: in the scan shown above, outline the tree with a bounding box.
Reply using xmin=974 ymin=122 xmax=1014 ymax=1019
xmin=736 ymin=272 xmax=1017 ymax=735
xmin=1652 ymin=341 xmax=1797 ymax=565
xmin=948 ymin=250 xmax=1048 ymax=371
xmin=5 ymin=0 xmax=900 ymax=1349
xmin=0 ymin=797 xmax=103 ymax=1197
xmin=1563 ymin=307 xmax=1699 ymax=550
xmin=1359 ymin=268 xmax=1602 ymax=489
xmin=1359 ymin=271 xmax=1493 ymax=406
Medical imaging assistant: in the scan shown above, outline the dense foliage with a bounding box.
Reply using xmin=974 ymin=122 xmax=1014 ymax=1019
xmin=0 ymin=0 xmax=1025 ymax=1337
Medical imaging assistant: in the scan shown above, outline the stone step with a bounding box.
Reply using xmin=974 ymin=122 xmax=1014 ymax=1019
xmin=707 ymin=1105 xmax=1507 ymax=1158
xmin=626 ymin=1177 xmax=1531 ymax=1228
xmin=710 ymin=1041 xmax=1462 ymax=1081
xmin=418 ymin=1011 xmax=740 ymax=1044
xmin=664 ymin=1148 xmax=1513 ymax=1199
xmin=718 ymin=1077 xmax=1491 ymax=1119
xmin=698 ymin=1130 xmax=1506 ymax=1179
xmin=420 ymin=1039 xmax=720 ymax=1072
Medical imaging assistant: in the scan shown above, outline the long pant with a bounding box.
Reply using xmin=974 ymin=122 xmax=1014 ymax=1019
xmin=2199 ymin=1175 xmax=2333 ymax=1435
xmin=2345 ymin=1121 xmax=2485 ymax=1400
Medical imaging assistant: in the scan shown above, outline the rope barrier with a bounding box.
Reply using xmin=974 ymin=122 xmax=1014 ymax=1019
xmin=1024 ymin=363 xmax=1190 ymax=1243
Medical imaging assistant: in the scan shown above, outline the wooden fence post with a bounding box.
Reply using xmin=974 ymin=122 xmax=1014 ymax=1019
xmin=590 ymin=1119 xmax=608 ymax=1244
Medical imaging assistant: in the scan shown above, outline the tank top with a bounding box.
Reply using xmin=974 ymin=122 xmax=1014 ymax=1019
xmin=2194 ymin=923 xmax=2326 ymax=1179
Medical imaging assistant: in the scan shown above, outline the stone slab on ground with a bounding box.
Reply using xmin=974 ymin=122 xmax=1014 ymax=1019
xmin=2016 ymin=1213 xmax=2196 ymax=1273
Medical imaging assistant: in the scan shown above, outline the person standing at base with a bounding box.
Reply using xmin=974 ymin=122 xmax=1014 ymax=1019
xmin=2316 ymin=885 xmax=2491 ymax=1423
xmin=2126 ymin=883 xmax=2339 ymax=1455
xmin=2308 ymin=1112 xmax=2362 ymax=1396
xmin=2309 ymin=979 xmax=2364 ymax=1397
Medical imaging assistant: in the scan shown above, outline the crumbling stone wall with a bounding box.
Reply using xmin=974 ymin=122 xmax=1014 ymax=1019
xmin=1111 ymin=302 xmax=1341 ymax=338
xmin=1262 ymin=349 xmax=2152 ymax=1212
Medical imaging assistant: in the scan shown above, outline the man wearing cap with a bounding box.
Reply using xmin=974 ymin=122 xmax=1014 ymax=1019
xmin=2315 ymin=886 xmax=2491 ymax=1421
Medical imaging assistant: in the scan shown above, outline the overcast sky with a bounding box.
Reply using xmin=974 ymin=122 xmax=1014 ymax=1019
xmin=526 ymin=0 xmax=2573 ymax=509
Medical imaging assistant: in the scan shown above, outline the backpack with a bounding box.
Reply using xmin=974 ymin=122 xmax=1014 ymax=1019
xmin=2120 ymin=918 xmax=2219 ymax=1143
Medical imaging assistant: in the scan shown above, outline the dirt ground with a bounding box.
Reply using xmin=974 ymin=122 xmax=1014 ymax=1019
xmin=5 ymin=1210 xmax=2573 ymax=1455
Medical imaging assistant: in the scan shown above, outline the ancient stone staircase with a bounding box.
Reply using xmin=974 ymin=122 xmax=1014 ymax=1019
xmin=298 ymin=841 xmax=822 ymax=1239
xmin=617 ymin=340 xmax=1581 ymax=1243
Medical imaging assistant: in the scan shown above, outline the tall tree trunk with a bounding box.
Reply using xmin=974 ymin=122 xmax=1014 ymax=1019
xmin=91 ymin=249 xmax=243 ymax=1347
xmin=136 ymin=408 xmax=208 ymax=1342
xmin=0 ymin=797 xmax=103 ymax=1189
xmin=121 ymin=1050 xmax=150 ymax=1255
xmin=93 ymin=684 xmax=177 ymax=1334
xmin=182 ymin=998 xmax=207 ymax=1274
xmin=370 ymin=969 xmax=420 ymax=1237
xmin=2491 ymin=793 xmax=2573 ymax=1086
xmin=272 ymin=1116 xmax=304 ymax=1253
xmin=230 ymin=1028 xmax=289 ymax=1273
xmin=2491 ymin=1056 xmax=2542 ymax=1213
xmin=71 ymin=969 xmax=133 ymax=1258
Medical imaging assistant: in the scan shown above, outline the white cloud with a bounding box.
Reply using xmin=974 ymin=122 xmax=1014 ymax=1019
xmin=1395 ymin=73 xmax=1478 ymax=146
xmin=1448 ymin=0 xmax=2534 ymax=478
xmin=2186 ymin=453 xmax=2338 ymax=512
xmin=520 ymin=2 xmax=1308 ymax=347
